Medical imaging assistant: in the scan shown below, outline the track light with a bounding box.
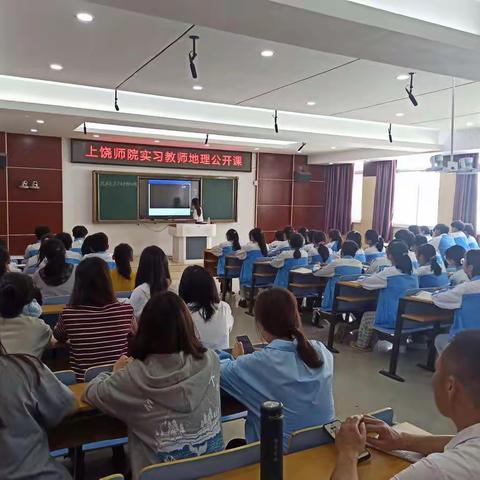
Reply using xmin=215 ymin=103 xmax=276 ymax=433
xmin=189 ymin=35 xmax=199 ymax=79
xmin=273 ymin=109 xmax=279 ymax=133
xmin=388 ymin=123 xmax=393 ymax=143
xmin=114 ymin=89 xmax=120 ymax=111
xmin=297 ymin=142 xmax=306 ymax=152
xmin=405 ymin=72 xmax=418 ymax=107
xmin=83 ymin=122 xmax=87 ymax=135
xmin=204 ymin=134 xmax=209 ymax=145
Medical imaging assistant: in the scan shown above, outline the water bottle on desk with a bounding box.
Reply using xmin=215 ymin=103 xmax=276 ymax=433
xmin=260 ymin=400 xmax=283 ymax=480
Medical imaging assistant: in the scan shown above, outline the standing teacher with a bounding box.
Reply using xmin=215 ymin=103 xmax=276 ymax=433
xmin=191 ymin=197 xmax=204 ymax=223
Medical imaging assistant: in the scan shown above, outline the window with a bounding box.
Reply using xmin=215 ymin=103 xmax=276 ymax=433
xmin=351 ymin=162 xmax=363 ymax=223
xmin=392 ymin=154 xmax=440 ymax=227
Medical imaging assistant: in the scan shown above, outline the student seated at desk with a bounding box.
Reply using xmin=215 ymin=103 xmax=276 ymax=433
xmin=271 ymin=233 xmax=309 ymax=287
xmin=80 ymin=234 xmax=93 ymax=256
xmin=220 ymin=288 xmax=334 ymax=452
xmin=53 ymin=257 xmax=136 ymax=381
xmin=235 ymin=228 xmax=269 ymax=261
xmin=429 ymin=223 xmax=456 ymax=260
xmin=268 ymin=225 xmax=293 ymax=256
xmin=416 ymin=244 xmax=448 ymax=288
xmin=71 ymin=224 xmax=88 ymax=254
xmin=353 ymin=240 xmax=419 ymax=350
xmin=450 ymin=220 xmax=470 ymax=250
xmin=110 ymin=243 xmax=136 ymax=292
xmin=332 ymin=331 xmax=480 ymax=480
xmin=395 ymin=229 xmax=418 ymax=269
xmin=0 ymin=339 xmax=76 ymax=480
xmin=464 ymin=223 xmax=479 ymax=250
xmin=364 ymin=229 xmax=385 ymax=264
xmin=24 ymin=225 xmax=50 ymax=260
xmin=210 ymin=228 xmax=241 ymax=277
xmin=81 ymin=232 xmax=115 ymax=269
xmin=408 ymin=224 xmax=420 ymax=236
xmin=24 ymin=234 xmax=55 ymax=275
xmin=84 ymin=291 xmax=223 ymax=480
xmin=305 ymin=231 xmax=332 ymax=262
xmin=268 ymin=229 xmax=287 ymax=251
xmin=419 ymin=225 xmax=432 ymax=242
xmin=298 ymin=227 xmax=310 ymax=246
xmin=179 ymin=265 xmax=234 ymax=351
xmin=327 ymin=229 xmax=343 ymax=253
xmin=32 ymin=238 xmax=76 ymax=298
xmin=129 ymin=246 xmax=178 ymax=319
xmin=0 ymin=273 xmax=51 ymax=358
xmin=432 ymin=250 xmax=480 ymax=353
xmin=313 ymin=240 xmax=363 ymax=311
xmin=55 ymin=232 xmax=82 ymax=265
xmin=445 ymin=245 xmax=469 ymax=286
xmin=346 ymin=230 xmax=366 ymax=263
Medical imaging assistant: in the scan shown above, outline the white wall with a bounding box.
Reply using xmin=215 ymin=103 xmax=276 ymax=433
xmin=62 ymin=140 xmax=256 ymax=256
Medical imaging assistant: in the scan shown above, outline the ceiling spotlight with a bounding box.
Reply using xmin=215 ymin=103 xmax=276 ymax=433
xmin=467 ymin=121 xmax=475 ymax=127
xmin=30 ymin=128 xmax=38 ymax=133
xmin=83 ymin=122 xmax=87 ymax=135
xmin=188 ymin=35 xmax=199 ymax=79
xmin=261 ymin=50 xmax=274 ymax=57
xmin=405 ymin=72 xmax=418 ymax=107
xmin=297 ymin=142 xmax=306 ymax=152
xmin=192 ymin=85 xmax=203 ymax=91
xmin=273 ymin=109 xmax=279 ymax=133
xmin=36 ymin=119 xmax=45 ymax=124
xmin=395 ymin=112 xmax=404 ymax=117
xmin=93 ymin=134 xmax=100 ymax=138
xmin=331 ymin=146 xmax=337 ymax=150
xmin=396 ymin=74 xmax=410 ymax=81
xmin=76 ymin=12 xmax=94 ymax=23
xmin=388 ymin=123 xmax=393 ymax=143
xmin=49 ymin=63 xmax=63 ymax=71
xmin=114 ymin=89 xmax=120 ymax=111
xmin=204 ymin=134 xmax=209 ymax=145
xmin=306 ymin=101 xmax=316 ymax=106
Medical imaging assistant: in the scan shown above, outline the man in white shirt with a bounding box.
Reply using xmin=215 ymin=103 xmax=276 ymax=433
xmin=331 ymin=330 xmax=480 ymax=480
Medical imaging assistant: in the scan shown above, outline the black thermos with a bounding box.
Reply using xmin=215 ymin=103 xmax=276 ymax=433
xmin=260 ymin=400 xmax=284 ymax=480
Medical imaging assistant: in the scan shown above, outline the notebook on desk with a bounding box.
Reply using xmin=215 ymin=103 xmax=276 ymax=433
xmin=413 ymin=291 xmax=433 ymax=301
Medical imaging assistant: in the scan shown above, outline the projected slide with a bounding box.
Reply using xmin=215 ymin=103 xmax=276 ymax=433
xmin=148 ymin=179 xmax=192 ymax=217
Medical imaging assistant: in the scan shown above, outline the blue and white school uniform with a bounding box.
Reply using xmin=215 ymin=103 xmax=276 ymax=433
xmin=448 ymin=267 xmax=470 ymax=287
xmin=220 ymin=339 xmax=335 ymax=452
xmin=450 ymin=231 xmax=470 ymax=250
xmin=271 ymin=250 xmax=308 ymax=288
xmin=366 ymin=256 xmax=391 ymax=274
xmin=268 ymin=240 xmax=287 ymax=251
xmin=268 ymin=240 xmax=290 ymax=257
xmin=327 ymin=240 xmax=341 ymax=253
xmin=467 ymin=235 xmax=479 ymax=250
xmin=432 ymin=276 xmax=480 ymax=350
xmin=236 ymin=242 xmax=264 ymax=287
xmin=429 ymin=234 xmax=456 ymax=259
xmin=65 ymin=250 xmax=82 ymax=265
xmin=416 ymin=264 xmax=448 ymax=288
xmin=235 ymin=242 xmax=261 ymax=261
xmin=364 ymin=246 xmax=386 ymax=265
xmin=24 ymin=241 xmax=41 ymax=260
xmin=82 ymin=251 xmax=116 ymax=270
xmin=409 ymin=251 xmax=419 ymax=270
xmin=211 ymin=241 xmax=234 ymax=277
xmin=24 ymin=255 xmax=45 ymax=275
xmin=71 ymin=237 xmax=85 ymax=254
xmin=354 ymin=249 xmax=366 ymax=263
xmin=305 ymin=245 xmax=333 ymax=264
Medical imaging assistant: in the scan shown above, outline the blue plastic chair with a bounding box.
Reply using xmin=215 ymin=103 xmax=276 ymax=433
xmin=321 ymin=265 xmax=363 ymax=311
xmin=139 ymin=442 xmax=260 ymax=480
xmin=273 ymin=257 xmax=308 ymax=288
xmin=448 ymin=293 xmax=480 ymax=340
xmin=419 ymin=273 xmax=449 ymax=289
xmin=239 ymin=250 xmax=264 ymax=288
xmin=216 ymin=246 xmax=233 ymax=277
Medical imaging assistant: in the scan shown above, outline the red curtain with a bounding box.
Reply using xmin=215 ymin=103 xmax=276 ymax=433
xmin=372 ymin=160 xmax=396 ymax=241
xmin=453 ymin=173 xmax=478 ymax=229
xmin=324 ymin=163 xmax=354 ymax=233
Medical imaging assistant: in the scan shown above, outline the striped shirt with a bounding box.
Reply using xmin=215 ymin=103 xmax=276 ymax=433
xmin=53 ymin=302 xmax=136 ymax=381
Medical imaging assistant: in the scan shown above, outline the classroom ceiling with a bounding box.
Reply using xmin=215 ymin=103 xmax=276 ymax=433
xmin=0 ymin=0 xmax=479 ymax=159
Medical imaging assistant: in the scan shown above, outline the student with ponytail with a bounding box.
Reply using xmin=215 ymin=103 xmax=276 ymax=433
xmin=464 ymin=223 xmax=479 ymax=250
xmin=415 ymin=243 xmax=448 ymax=284
xmin=111 ymin=243 xmax=136 ymax=292
xmin=364 ymin=229 xmax=386 ymax=264
xmin=220 ymin=288 xmax=334 ymax=451
xmin=353 ymin=241 xmax=419 ymax=350
xmin=268 ymin=230 xmax=288 ymax=251
xmin=304 ymin=230 xmax=332 ymax=262
xmin=327 ymin=229 xmax=343 ymax=253
xmin=235 ymin=227 xmax=268 ymax=259
xmin=270 ymin=233 xmax=308 ymax=287
xmin=445 ymin=245 xmax=469 ymax=286
xmin=0 ymin=339 xmax=76 ymax=480
xmin=346 ymin=230 xmax=366 ymax=263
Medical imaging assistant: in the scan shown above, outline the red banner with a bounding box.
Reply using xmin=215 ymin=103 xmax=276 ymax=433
xmin=71 ymin=139 xmax=252 ymax=172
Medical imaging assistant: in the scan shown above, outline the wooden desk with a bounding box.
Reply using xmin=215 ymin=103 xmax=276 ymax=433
xmin=203 ymin=443 xmax=410 ymax=480
xmin=204 ymin=249 xmax=218 ymax=277
xmin=42 ymin=304 xmax=65 ymax=315
xmin=379 ymin=293 xmax=454 ymax=382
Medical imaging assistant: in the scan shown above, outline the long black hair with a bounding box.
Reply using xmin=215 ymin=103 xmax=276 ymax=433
xmin=0 ymin=247 xmax=10 ymax=278
xmin=283 ymin=226 xmax=294 ymax=240
xmin=81 ymin=235 xmax=94 ymax=256
xmin=0 ymin=272 xmax=35 ymax=318
xmin=365 ymin=229 xmax=384 ymax=252
xmin=191 ymin=197 xmax=202 ymax=216
xmin=179 ymin=265 xmax=220 ymax=321
xmin=298 ymin=227 xmax=309 ymax=244
xmin=394 ymin=229 xmax=416 ymax=250
xmin=346 ymin=230 xmax=362 ymax=250
xmin=387 ymin=240 xmax=413 ymax=275
xmin=113 ymin=243 xmax=133 ymax=280
xmin=328 ymin=229 xmax=343 ymax=249
xmin=289 ymin=233 xmax=304 ymax=259
xmin=317 ymin=244 xmax=330 ymax=263
xmin=135 ymin=246 xmax=171 ymax=295
xmin=274 ymin=230 xmax=286 ymax=242
xmin=36 ymin=234 xmax=55 ymax=266
xmin=418 ymin=244 xmax=442 ymax=276
xmin=226 ymin=229 xmax=241 ymax=251
xmin=313 ymin=230 xmax=327 ymax=246
xmin=249 ymin=228 xmax=268 ymax=257
xmin=465 ymin=250 xmax=480 ymax=278
xmin=42 ymin=238 xmax=70 ymax=286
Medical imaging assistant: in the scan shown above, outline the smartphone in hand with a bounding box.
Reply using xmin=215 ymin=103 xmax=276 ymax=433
xmin=324 ymin=420 xmax=371 ymax=463
xmin=236 ymin=335 xmax=255 ymax=354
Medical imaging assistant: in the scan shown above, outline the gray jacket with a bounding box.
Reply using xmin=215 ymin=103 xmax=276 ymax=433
xmin=84 ymin=350 xmax=223 ymax=479
xmin=0 ymin=358 xmax=76 ymax=479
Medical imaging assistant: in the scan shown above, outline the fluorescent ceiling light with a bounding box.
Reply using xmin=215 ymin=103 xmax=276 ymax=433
xmin=75 ymin=122 xmax=297 ymax=146
xmin=192 ymin=85 xmax=203 ymax=91
xmin=396 ymin=74 xmax=410 ymax=81
xmin=30 ymin=128 xmax=38 ymax=133
xmin=76 ymin=12 xmax=94 ymax=23
xmin=306 ymin=101 xmax=316 ymax=106
xmin=49 ymin=63 xmax=63 ymax=71
xmin=331 ymin=146 xmax=336 ymax=149
xmin=36 ymin=119 xmax=45 ymax=124
xmin=261 ymin=50 xmax=274 ymax=57
xmin=93 ymin=134 xmax=100 ymax=138
xmin=467 ymin=122 xmax=475 ymax=126
xmin=395 ymin=112 xmax=405 ymax=117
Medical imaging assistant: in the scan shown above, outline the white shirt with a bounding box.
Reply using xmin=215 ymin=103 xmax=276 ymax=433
xmin=367 ymin=256 xmax=392 ymax=274
xmin=429 ymin=234 xmax=449 ymax=252
xmin=193 ymin=207 xmax=204 ymax=222
xmin=449 ymin=268 xmax=470 ymax=287
xmin=24 ymin=241 xmax=41 ymax=260
xmin=71 ymin=237 xmax=85 ymax=252
xmin=129 ymin=281 xmax=179 ymax=319
xmin=32 ymin=266 xmax=76 ymax=299
xmin=235 ymin=242 xmax=262 ymax=260
xmin=271 ymin=249 xmax=308 ymax=268
xmin=82 ymin=251 xmax=115 ymax=268
xmin=190 ymin=301 xmax=234 ymax=350
xmin=269 ymin=240 xmax=288 ymax=251
xmin=432 ymin=278 xmax=480 ymax=310
xmin=211 ymin=240 xmax=232 ymax=257
xmin=313 ymin=257 xmax=363 ymax=277
xmin=364 ymin=245 xmax=386 ymax=256
xmin=394 ymin=423 xmax=480 ymax=480
xmin=417 ymin=263 xmax=446 ymax=277
xmin=361 ymin=266 xmax=406 ymax=290
xmin=451 ymin=231 xmax=468 ymax=242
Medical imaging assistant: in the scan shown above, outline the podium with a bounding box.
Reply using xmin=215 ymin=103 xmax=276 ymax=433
xmin=168 ymin=223 xmax=217 ymax=263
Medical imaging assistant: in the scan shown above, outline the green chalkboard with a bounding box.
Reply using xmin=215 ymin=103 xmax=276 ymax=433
xmin=202 ymin=178 xmax=236 ymax=221
xmin=96 ymin=173 xmax=138 ymax=221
